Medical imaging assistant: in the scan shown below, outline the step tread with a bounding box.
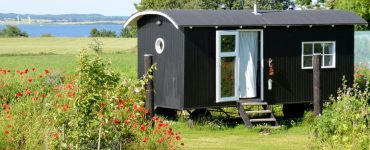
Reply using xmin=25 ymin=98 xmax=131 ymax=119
xmin=250 ymin=118 xmax=276 ymax=122
xmin=245 ymin=110 xmax=272 ymax=114
xmin=239 ymin=102 xmax=268 ymax=106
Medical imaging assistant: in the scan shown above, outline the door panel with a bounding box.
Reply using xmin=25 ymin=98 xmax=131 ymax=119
xmin=216 ymin=31 xmax=239 ymax=103
xmin=239 ymin=31 xmax=259 ymax=98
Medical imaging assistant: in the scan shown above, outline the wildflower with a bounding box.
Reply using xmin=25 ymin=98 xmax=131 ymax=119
xmin=3 ymin=83 xmax=8 ymax=88
xmin=53 ymin=132 xmax=59 ymax=139
xmin=15 ymin=92 xmax=23 ymax=97
xmin=44 ymin=70 xmax=49 ymax=74
xmin=134 ymin=87 xmax=141 ymax=93
xmin=153 ymin=116 xmax=159 ymax=122
xmin=141 ymin=137 xmax=149 ymax=142
xmin=32 ymin=68 xmax=35 ymax=71
xmin=25 ymin=90 xmax=31 ymax=95
xmin=2 ymin=97 xmax=6 ymax=101
xmin=34 ymin=91 xmax=39 ymax=96
xmin=7 ymin=125 xmax=12 ymax=129
xmin=63 ymin=104 xmax=71 ymax=112
xmin=176 ymin=136 xmax=181 ymax=140
xmin=41 ymin=94 xmax=46 ymax=98
xmin=140 ymin=124 xmax=146 ymax=131
xmin=24 ymin=69 xmax=29 ymax=74
xmin=157 ymin=137 xmax=164 ymax=143
xmin=33 ymin=97 xmax=39 ymax=101
xmin=113 ymin=119 xmax=121 ymax=124
xmin=4 ymin=130 xmax=10 ymax=135
xmin=57 ymin=93 xmax=62 ymax=98
xmin=27 ymin=77 xmax=33 ymax=82
xmin=7 ymin=114 xmax=11 ymax=120
xmin=133 ymin=104 xmax=138 ymax=111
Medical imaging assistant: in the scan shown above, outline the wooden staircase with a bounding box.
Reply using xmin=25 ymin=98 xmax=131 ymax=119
xmin=237 ymin=99 xmax=279 ymax=128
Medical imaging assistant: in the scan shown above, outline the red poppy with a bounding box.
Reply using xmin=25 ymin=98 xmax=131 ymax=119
xmin=44 ymin=70 xmax=49 ymax=74
xmin=33 ymin=97 xmax=39 ymax=101
xmin=25 ymin=90 xmax=31 ymax=95
xmin=226 ymin=75 xmax=231 ymax=81
xmin=141 ymin=137 xmax=149 ymax=142
xmin=53 ymin=132 xmax=59 ymax=139
xmin=3 ymin=83 xmax=8 ymax=88
xmin=153 ymin=116 xmax=159 ymax=122
xmin=15 ymin=92 xmax=23 ymax=97
xmin=57 ymin=93 xmax=62 ymax=98
xmin=176 ymin=136 xmax=181 ymax=140
xmin=32 ymin=68 xmax=35 ymax=71
xmin=4 ymin=130 xmax=10 ymax=135
xmin=34 ymin=91 xmax=39 ymax=96
xmin=7 ymin=125 xmax=12 ymax=129
xmin=7 ymin=114 xmax=11 ymax=120
xmin=2 ymin=97 xmax=6 ymax=101
xmin=157 ymin=137 xmax=164 ymax=143
xmin=113 ymin=119 xmax=121 ymax=124
xmin=24 ymin=69 xmax=29 ymax=74
xmin=140 ymin=124 xmax=146 ymax=131
xmin=27 ymin=77 xmax=33 ymax=82
xmin=41 ymin=94 xmax=46 ymax=98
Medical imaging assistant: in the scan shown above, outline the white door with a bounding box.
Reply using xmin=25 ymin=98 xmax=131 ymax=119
xmin=239 ymin=31 xmax=259 ymax=98
xmin=216 ymin=31 xmax=239 ymax=103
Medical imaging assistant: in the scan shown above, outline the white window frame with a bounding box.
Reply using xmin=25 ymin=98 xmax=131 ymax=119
xmin=301 ymin=41 xmax=336 ymax=69
xmin=216 ymin=30 xmax=239 ymax=103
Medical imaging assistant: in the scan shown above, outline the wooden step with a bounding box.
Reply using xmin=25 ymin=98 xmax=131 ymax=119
xmin=239 ymin=102 xmax=268 ymax=106
xmin=250 ymin=118 xmax=276 ymax=122
xmin=245 ymin=110 xmax=272 ymax=114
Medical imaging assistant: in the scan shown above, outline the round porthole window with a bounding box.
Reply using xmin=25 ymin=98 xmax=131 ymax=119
xmin=155 ymin=38 xmax=165 ymax=54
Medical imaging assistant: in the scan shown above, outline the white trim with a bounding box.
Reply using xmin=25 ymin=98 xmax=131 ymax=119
xmin=216 ymin=30 xmax=239 ymax=103
xmin=123 ymin=11 xmax=179 ymax=29
xmin=301 ymin=41 xmax=336 ymax=69
xmin=155 ymin=38 xmax=165 ymax=54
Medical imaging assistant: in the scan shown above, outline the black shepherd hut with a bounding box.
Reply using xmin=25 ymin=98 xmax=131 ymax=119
xmin=124 ymin=9 xmax=367 ymax=126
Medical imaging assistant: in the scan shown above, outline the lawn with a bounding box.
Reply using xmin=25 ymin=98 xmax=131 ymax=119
xmin=0 ymin=37 xmax=310 ymax=149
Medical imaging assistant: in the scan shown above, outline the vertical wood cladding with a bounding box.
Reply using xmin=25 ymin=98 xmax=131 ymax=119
xmin=137 ymin=16 xmax=354 ymax=109
xmin=264 ymin=26 xmax=354 ymax=104
xmin=137 ymin=15 xmax=185 ymax=109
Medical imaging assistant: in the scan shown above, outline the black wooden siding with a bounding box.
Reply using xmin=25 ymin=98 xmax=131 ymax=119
xmin=137 ymin=15 xmax=185 ymax=109
xmin=264 ymin=26 xmax=354 ymax=104
xmin=137 ymin=15 xmax=354 ymax=109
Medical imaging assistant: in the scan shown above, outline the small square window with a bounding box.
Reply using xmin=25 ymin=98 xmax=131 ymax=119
xmin=302 ymin=41 xmax=335 ymax=69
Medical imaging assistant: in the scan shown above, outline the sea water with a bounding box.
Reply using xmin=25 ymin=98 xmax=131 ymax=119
xmin=0 ymin=24 xmax=123 ymax=37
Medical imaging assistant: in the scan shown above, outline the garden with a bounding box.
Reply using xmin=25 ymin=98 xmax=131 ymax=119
xmin=0 ymin=37 xmax=369 ymax=149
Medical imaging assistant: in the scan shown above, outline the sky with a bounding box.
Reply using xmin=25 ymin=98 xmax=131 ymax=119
xmin=0 ymin=0 xmax=141 ymax=16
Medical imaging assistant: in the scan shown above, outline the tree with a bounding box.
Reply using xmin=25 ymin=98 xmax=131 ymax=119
xmin=120 ymin=27 xmax=137 ymax=38
xmin=328 ymin=0 xmax=370 ymax=30
xmin=0 ymin=25 xmax=28 ymax=37
xmin=295 ymin=0 xmax=312 ymax=6
xmin=89 ymin=28 xmax=117 ymax=37
xmin=135 ymin=0 xmax=292 ymax=11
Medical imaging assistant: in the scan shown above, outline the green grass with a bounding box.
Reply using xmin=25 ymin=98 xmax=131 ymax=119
xmin=0 ymin=37 xmax=137 ymax=54
xmin=0 ymin=37 xmax=310 ymax=149
xmin=171 ymin=120 xmax=309 ymax=150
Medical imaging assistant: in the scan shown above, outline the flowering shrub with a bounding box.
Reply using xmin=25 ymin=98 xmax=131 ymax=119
xmin=310 ymin=79 xmax=370 ymax=149
xmin=0 ymin=49 xmax=183 ymax=149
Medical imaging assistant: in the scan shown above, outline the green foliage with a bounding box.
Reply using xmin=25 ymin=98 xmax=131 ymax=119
xmin=135 ymin=0 xmax=291 ymax=10
xmin=310 ymin=79 xmax=370 ymax=149
xmin=88 ymin=38 xmax=104 ymax=54
xmin=89 ymin=28 xmax=117 ymax=37
xmin=40 ymin=33 xmax=53 ymax=37
xmin=120 ymin=27 xmax=137 ymax=38
xmin=0 ymin=25 xmax=28 ymax=37
xmin=295 ymin=0 xmax=312 ymax=6
xmin=326 ymin=0 xmax=370 ymax=30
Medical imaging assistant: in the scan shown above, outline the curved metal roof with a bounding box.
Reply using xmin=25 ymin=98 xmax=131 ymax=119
xmin=124 ymin=10 xmax=368 ymax=29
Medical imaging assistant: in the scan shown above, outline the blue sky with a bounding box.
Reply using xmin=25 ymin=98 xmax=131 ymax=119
xmin=1 ymin=0 xmax=141 ymax=16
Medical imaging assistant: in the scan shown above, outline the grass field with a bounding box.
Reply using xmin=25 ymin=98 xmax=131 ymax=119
xmin=0 ymin=37 xmax=310 ymax=149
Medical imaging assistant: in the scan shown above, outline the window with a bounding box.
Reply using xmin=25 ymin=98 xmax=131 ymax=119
xmin=302 ymin=41 xmax=336 ymax=69
xmin=155 ymin=38 xmax=165 ymax=54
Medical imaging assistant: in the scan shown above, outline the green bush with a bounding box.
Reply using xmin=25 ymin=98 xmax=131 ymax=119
xmin=0 ymin=49 xmax=183 ymax=149
xmin=89 ymin=28 xmax=117 ymax=37
xmin=40 ymin=34 xmax=53 ymax=37
xmin=310 ymin=79 xmax=370 ymax=149
xmin=0 ymin=25 xmax=28 ymax=37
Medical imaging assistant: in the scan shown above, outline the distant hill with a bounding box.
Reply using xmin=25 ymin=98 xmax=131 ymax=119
xmin=0 ymin=13 xmax=128 ymax=22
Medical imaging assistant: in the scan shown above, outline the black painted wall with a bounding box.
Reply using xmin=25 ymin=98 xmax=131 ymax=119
xmin=137 ymin=15 xmax=185 ymax=109
xmin=137 ymin=15 xmax=355 ymax=109
xmin=263 ymin=26 xmax=354 ymax=104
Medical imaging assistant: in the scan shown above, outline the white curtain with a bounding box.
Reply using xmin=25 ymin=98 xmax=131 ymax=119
xmin=239 ymin=31 xmax=258 ymax=98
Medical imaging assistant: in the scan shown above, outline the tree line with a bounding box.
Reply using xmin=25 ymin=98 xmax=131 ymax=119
xmin=0 ymin=25 xmax=28 ymax=37
xmin=133 ymin=0 xmax=369 ymax=30
xmin=89 ymin=27 xmax=137 ymax=38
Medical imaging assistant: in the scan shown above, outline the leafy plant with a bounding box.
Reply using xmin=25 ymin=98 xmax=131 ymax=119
xmin=310 ymin=78 xmax=370 ymax=149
